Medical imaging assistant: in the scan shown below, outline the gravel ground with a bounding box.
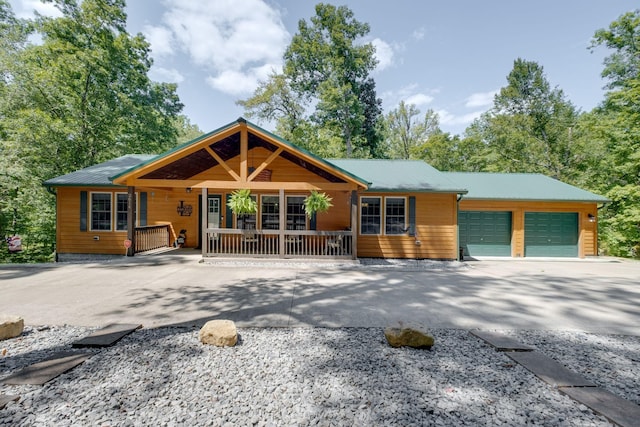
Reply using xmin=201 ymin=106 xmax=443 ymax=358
xmin=1 ymin=326 xmax=638 ymax=426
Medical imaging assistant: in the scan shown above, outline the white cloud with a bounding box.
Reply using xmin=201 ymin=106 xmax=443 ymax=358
xmin=437 ymin=109 xmax=484 ymax=126
xmin=371 ymin=38 xmax=394 ymax=72
xmin=465 ymin=90 xmax=498 ymax=108
xmin=412 ymin=27 xmax=425 ymax=41
xmin=144 ymin=25 xmax=175 ymax=57
xmin=207 ymin=64 xmax=276 ymax=95
xmin=158 ymin=0 xmax=289 ymax=95
xmin=13 ymin=0 xmax=62 ymax=19
xmin=405 ymin=93 xmax=434 ymax=107
xmin=149 ymin=67 xmax=184 ymax=84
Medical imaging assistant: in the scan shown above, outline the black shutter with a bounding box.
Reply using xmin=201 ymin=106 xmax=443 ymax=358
xmin=139 ymin=192 xmax=147 ymax=226
xmin=309 ymin=212 xmax=317 ymax=231
xmin=408 ymin=196 xmax=416 ymax=237
xmin=80 ymin=191 xmax=87 ymax=231
xmin=225 ymin=194 xmax=233 ymax=228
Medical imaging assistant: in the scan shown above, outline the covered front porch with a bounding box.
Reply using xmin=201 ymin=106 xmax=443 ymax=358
xmin=114 ymin=118 xmax=367 ymax=259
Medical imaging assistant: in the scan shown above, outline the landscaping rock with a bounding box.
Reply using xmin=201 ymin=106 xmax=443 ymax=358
xmin=199 ymin=320 xmax=238 ymax=347
xmin=0 ymin=315 xmax=24 ymax=341
xmin=384 ymin=327 xmax=434 ymax=349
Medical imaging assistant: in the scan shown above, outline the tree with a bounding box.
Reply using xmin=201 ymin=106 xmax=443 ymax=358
xmin=465 ymin=59 xmax=584 ymax=182
xmin=588 ymin=10 xmax=640 ymax=257
xmin=384 ymin=102 xmax=439 ymax=159
xmin=239 ymin=3 xmax=383 ymax=158
xmin=0 ymin=0 xmax=183 ymax=262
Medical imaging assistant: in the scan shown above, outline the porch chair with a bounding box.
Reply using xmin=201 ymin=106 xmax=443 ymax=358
xmin=326 ymin=234 xmax=344 ymax=255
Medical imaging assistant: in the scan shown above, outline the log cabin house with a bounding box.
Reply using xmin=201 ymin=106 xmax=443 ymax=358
xmin=44 ymin=118 xmax=608 ymax=261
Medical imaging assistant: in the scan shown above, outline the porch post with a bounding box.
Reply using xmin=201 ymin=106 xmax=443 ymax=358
xmin=279 ymin=188 xmax=286 ymax=258
xmin=201 ymin=187 xmax=208 ymax=257
xmin=126 ymin=186 xmax=136 ymax=256
xmin=351 ymin=190 xmax=358 ymax=260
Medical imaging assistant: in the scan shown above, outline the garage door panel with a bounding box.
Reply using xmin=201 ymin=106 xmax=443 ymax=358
xmin=525 ymin=212 xmax=578 ymax=257
xmin=459 ymin=211 xmax=512 ymax=257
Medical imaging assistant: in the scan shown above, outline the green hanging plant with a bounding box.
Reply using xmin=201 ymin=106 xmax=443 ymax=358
xmin=303 ymin=191 xmax=333 ymax=218
xmin=227 ymin=189 xmax=257 ymax=215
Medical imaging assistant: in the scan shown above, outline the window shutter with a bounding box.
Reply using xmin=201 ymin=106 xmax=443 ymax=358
xmin=80 ymin=191 xmax=87 ymax=231
xmin=309 ymin=212 xmax=317 ymax=231
xmin=139 ymin=192 xmax=147 ymax=226
xmin=225 ymin=194 xmax=233 ymax=228
xmin=408 ymin=196 xmax=416 ymax=237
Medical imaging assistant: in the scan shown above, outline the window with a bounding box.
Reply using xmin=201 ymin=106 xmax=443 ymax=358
xmin=237 ymin=195 xmax=257 ymax=229
xmin=287 ymin=196 xmax=306 ymax=230
xmin=116 ymin=193 xmax=129 ymax=231
xmin=360 ymin=197 xmax=381 ymax=235
xmin=91 ymin=193 xmax=111 ymax=231
xmin=261 ymin=195 xmax=279 ymax=230
xmin=385 ymin=197 xmax=406 ymax=235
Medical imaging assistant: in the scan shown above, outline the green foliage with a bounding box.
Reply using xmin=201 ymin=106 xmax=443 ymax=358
xmin=583 ymin=10 xmax=640 ymax=257
xmin=227 ymin=189 xmax=258 ymax=215
xmin=599 ymin=185 xmax=640 ymax=258
xmin=465 ymin=59 xmax=585 ymax=182
xmin=303 ymin=191 xmax=333 ymax=218
xmin=239 ymin=3 xmax=383 ymax=158
xmin=591 ymin=10 xmax=640 ymax=91
xmin=383 ymin=102 xmax=439 ymax=160
xmin=0 ymin=0 xmax=184 ymax=263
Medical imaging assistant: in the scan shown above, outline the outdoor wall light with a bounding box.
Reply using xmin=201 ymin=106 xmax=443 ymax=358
xmin=588 ymin=213 xmax=596 ymax=223
xmin=186 ymin=187 xmax=192 ymax=193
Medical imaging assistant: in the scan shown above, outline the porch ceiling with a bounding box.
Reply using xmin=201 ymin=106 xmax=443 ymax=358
xmin=138 ymin=131 xmax=347 ymax=184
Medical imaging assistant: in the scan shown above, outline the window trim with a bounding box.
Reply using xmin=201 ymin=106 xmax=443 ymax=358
xmin=384 ymin=196 xmax=407 ymax=235
xmin=286 ymin=195 xmax=307 ymax=230
xmin=260 ymin=194 xmax=279 ymax=230
xmin=114 ymin=192 xmax=139 ymax=231
xmin=89 ymin=192 xmax=113 ymax=232
xmin=359 ymin=196 xmax=410 ymax=236
xmin=359 ymin=196 xmax=382 ymax=236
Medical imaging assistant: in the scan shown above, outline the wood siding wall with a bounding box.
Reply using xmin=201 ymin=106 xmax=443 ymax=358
xmin=458 ymin=200 xmax=599 ymax=257
xmin=55 ymin=186 xmax=355 ymax=255
xmin=357 ymin=193 xmax=458 ymax=260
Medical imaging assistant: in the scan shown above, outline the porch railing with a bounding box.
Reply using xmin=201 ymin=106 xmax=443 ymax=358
xmin=134 ymin=224 xmax=170 ymax=253
xmin=204 ymin=228 xmax=352 ymax=258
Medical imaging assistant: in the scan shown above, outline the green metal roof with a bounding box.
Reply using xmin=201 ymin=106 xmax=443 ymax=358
xmin=44 ymin=155 xmax=155 ymax=187
xmin=108 ymin=120 xmax=239 ymax=182
xmin=444 ymin=172 xmax=609 ymax=203
xmin=329 ymin=159 xmax=468 ymax=193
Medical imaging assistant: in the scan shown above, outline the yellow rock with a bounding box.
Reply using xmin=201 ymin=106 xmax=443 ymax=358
xmin=0 ymin=315 xmax=24 ymax=341
xmin=384 ymin=327 xmax=434 ymax=349
xmin=199 ymin=319 xmax=238 ymax=347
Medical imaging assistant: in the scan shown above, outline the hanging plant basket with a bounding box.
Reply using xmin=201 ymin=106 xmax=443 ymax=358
xmin=227 ymin=189 xmax=257 ymax=215
xmin=303 ymin=191 xmax=333 ymax=218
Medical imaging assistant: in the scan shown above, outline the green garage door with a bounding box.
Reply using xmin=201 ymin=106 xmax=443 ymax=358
xmin=459 ymin=211 xmax=512 ymax=257
xmin=524 ymin=212 xmax=578 ymax=257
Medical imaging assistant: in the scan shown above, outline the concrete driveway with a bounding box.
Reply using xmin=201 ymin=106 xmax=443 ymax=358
xmin=1 ymin=255 xmax=639 ymax=335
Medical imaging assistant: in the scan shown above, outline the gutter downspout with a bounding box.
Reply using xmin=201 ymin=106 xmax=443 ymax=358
xmin=456 ymin=193 xmax=464 ymax=261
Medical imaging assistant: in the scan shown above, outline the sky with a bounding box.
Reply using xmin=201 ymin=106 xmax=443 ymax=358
xmin=9 ymin=0 xmax=639 ymax=136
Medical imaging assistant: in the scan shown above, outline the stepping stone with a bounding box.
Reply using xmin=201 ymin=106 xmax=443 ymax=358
xmin=507 ymin=351 xmax=595 ymax=387
xmin=559 ymin=386 xmax=640 ymax=427
xmin=0 ymin=394 xmax=19 ymax=409
xmin=72 ymin=323 xmax=142 ymax=348
xmin=470 ymin=330 xmax=535 ymax=352
xmin=1 ymin=351 xmax=92 ymax=385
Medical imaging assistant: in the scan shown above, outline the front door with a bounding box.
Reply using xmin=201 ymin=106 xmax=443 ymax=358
xmin=208 ymin=195 xmax=221 ymax=229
